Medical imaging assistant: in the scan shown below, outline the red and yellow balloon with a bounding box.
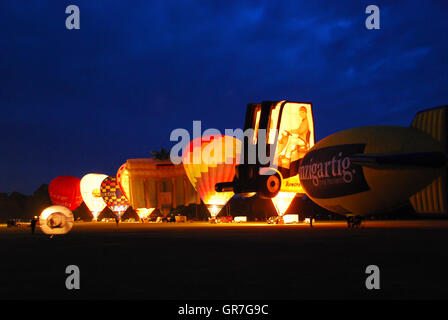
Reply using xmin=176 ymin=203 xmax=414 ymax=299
xmin=182 ymin=135 xmax=241 ymax=219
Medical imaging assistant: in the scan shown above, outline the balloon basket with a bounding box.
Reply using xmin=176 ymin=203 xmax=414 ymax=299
xmin=209 ymin=217 xmax=217 ymax=224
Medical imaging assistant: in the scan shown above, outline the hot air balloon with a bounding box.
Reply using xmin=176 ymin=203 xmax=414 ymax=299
xmin=39 ymin=205 xmax=74 ymax=235
xmin=117 ymin=163 xmax=156 ymax=220
xmin=117 ymin=163 xmax=130 ymax=200
xmin=80 ymin=173 xmax=108 ymax=220
xmin=48 ymin=176 xmax=83 ymax=211
xmin=123 ymin=158 xmax=200 ymax=217
xmin=271 ymin=192 xmax=296 ymax=218
xmin=182 ymin=135 xmax=241 ymax=221
xmin=135 ymin=208 xmax=155 ymax=220
xmin=100 ymin=176 xmax=129 ymax=219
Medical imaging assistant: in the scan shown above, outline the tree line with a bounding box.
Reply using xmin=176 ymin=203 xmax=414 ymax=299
xmin=0 ymin=183 xmax=342 ymax=222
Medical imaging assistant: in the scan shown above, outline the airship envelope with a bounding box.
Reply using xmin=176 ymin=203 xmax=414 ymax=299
xmin=182 ymin=135 xmax=241 ymax=218
xmin=49 ymin=176 xmax=83 ymax=211
xmin=39 ymin=205 xmax=74 ymax=235
xmin=80 ymin=173 xmax=108 ymax=220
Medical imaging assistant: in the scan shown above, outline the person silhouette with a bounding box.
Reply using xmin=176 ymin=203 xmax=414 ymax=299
xmin=30 ymin=216 xmax=37 ymax=234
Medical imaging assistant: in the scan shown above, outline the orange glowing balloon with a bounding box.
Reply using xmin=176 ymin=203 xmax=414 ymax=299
xmin=271 ymin=192 xmax=296 ymax=216
xmin=116 ymin=163 xmax=130 ymax=201
xmin=135 ymin=208 xmax=155 ymax=219
xmin=182 ymin=135 xmax=241 ymax=218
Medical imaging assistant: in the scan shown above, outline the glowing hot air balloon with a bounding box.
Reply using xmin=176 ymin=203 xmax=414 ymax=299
xmin=100 ymin=176 xmax=129 ymax=219
xmin=118 ymin=163 xmax=148 ymax=218
xmin=80 ymin=173 xmax=108 ymax=220
xmin=271 ymin=192 xmax=296 ymax=217
xmin=135 ymin=208 xmax=155 ymax=220
xmin=39 ymin=205 xmax=74 ymax=235
xmin=118 ymin=163 xmax=154 ymax=220
xmin=123 ymin=158 xmax=200 ymax=217
xmin=49 ymin=176 xmax=83 ymax=211
xmin=182 ymin=135 xmax=241 ymax=220
xmin=116 ymin=163 xmax=131 ymax=201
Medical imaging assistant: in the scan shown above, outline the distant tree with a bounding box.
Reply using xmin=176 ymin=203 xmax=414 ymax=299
xmin=150 ymin=148 xmax=170 ymax=160
xmin=0 ymin=192 xmax=28 ymax=219
xmin=26 ymin=184 xmax=51 ymax=218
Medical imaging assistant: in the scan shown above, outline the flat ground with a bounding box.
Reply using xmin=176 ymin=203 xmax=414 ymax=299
xmin=1 ymin=220 xmax=448 ymax=300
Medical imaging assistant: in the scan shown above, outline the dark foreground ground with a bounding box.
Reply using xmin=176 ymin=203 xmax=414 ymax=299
xmin=1 ymin=220 xmax=448 ymax=300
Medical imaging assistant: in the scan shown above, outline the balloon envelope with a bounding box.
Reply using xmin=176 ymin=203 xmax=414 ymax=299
xmin=39 ymin=205 xmax=74 ymax=235
xmin=49 ymin=176 xmax=83 ymax=211
xmin=80 ymin=173 xmax=108 ymax=219
xmin=136 ymin=208 xmax=155 ymax=219
xmin=117 ymin=163 xmax=131 ymax=201
xmin=100 ymin=176 xmax=129 ymax=217
xmin=124 ymin=158 xmax=200 ymax=216
xmin=182 ymin=135 xmax=241 ymax=217
xmin=271 ymin=192 xmax=296 ymax=216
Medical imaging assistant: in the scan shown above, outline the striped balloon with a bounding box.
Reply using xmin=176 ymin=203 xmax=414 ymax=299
xmin=182 ymin=135 xmax=241 ymax=218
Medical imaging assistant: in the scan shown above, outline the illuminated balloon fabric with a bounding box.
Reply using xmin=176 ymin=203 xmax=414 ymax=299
xmin=182 ymin=135 xmax=241 ymax=217
xmin=100 ymin=176 xmax=129 ymax=217
xmin=271 ymin=192 xmax=296 ymax=216
xmin=39 ymin=205 xmax=74 ymax=235
xmin=80 ymin=173 xmax=108 ymax=219
xmin=182 ymin=135 xmax=239 ymax=212
xmin=49 ymin=176 xmax=83 ymax=211
xmin=136 ymin=208 xmax=155 ymax=219
xmin=119 ymin=162 xmax=156 ymax=218
xmin=125 ymin=158 xmax=200 ymax=215
xmin=116 ymin=163 xmax=131 ymax=201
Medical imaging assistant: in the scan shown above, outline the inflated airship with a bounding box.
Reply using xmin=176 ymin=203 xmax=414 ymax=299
xmin=216 ymin=101 xmax=448 ymax=223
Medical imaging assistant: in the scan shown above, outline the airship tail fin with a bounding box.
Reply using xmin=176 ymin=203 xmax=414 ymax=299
xmin=411 ymin=105 xmax=448 ymax=150
xmin=409 ymin=105 xmax=448 ymax=214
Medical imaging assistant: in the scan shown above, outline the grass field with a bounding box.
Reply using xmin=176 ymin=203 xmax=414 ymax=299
xmin=1 ymin=220 xmax=448 ymax=300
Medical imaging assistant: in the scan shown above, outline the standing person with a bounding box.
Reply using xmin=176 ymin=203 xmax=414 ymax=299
xmin=30 ymin=216 xmax=37 ymax=234
xmin=115 ymin=217 xmax=119 ymax=227
xmin=307 ymin=197 xmax=314 ymax=228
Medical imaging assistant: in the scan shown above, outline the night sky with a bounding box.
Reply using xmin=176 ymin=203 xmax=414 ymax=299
xmin=1 ymin=1 xmax=447 ymax=194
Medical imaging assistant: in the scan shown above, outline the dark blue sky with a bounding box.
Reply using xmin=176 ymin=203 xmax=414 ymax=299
xmin=1 ymin=0 xmax=447 ymax=194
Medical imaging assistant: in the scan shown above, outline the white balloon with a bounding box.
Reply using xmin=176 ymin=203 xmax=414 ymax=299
xmin=39 ymin=205 xmax=74 ymax=235
xmin=80 ymin=173 xmax=108 ymax=219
